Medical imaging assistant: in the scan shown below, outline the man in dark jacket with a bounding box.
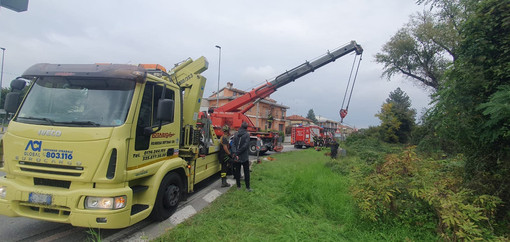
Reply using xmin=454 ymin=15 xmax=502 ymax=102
xmin=218 ymin=125 xmax=232 ymax=187
xmin=232 ymin=122 xmax=252 ymax=191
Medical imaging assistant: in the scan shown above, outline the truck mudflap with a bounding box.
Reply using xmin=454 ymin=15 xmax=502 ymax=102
xmin=0 ymin=177 xmax=140 ymax=229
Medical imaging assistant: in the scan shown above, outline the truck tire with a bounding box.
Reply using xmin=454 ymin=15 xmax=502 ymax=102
xmin=149 ymin=172 xmax=183 ymax=222
xmin=294 ymin=145 xmax=302 ymax=149
xmin=248 ymin=140 xmax=258 ymax=156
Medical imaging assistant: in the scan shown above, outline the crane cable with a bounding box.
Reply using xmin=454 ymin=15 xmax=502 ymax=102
xmin=339 ymin=53 xmax=362 ymax=123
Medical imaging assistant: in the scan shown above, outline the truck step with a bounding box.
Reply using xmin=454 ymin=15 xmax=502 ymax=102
xmin=131 ymin=204 xmax=149 ymax=215
xmin=131 ymin=185 xmax=149 ymax=193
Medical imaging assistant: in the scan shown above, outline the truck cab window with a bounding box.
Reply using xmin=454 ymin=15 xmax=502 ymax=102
xmin=15 ymin=77 xmax=135 ymax=127
xmin=135 ymin=82 xmax=175 ymax=150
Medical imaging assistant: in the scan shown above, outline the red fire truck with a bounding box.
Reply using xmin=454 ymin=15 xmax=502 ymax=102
xmin=291 ymin=125 xmax=323 ymax=148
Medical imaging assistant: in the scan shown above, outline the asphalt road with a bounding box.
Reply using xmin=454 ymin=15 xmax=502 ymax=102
xmin=0 ymin=144 xmax=298 ymax=242
xmin=0 ymin=172 xmax=225 ymax=242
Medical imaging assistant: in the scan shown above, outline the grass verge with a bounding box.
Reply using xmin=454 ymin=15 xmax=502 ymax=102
xmin=156 ymin=148 xmax=437 ymax=241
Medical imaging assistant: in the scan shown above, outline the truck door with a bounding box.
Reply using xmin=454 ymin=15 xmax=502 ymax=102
xmin=128 ymin=81 xmax=180 ymax=170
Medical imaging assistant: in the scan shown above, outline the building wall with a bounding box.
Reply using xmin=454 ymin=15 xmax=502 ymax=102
xmin=285 ymin=115 xmax=313 ymax=127
xmin=286 ymin=120 xmax=312 ymax=126
xmin=317 ymin=120 xmax=338 ymax=130
xmin=245 ymin=101 xmax=287 ymax=132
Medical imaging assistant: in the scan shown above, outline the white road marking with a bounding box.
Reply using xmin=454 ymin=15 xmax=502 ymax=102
xmin=203 ymin=189 xmax=222 ymax=203
xmin=169 ymin=205 xmax=196 ymax=225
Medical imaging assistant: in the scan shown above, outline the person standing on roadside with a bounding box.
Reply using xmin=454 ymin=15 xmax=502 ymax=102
xmin=232 ymin=122 xmax=252 ymax=191
xmin=218 ymin=125 xmax=232 ymax=187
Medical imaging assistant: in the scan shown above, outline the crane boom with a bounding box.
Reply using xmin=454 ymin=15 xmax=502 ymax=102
xmin=215 ymin=41 xmax=363 ymax=113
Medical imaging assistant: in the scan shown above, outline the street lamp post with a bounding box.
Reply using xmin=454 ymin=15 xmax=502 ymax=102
xmin=0 ymin=47 xmax=5 ymax=104
xmin=215 ymin=45 xmax=221 ymax=107
xmin=0 ymin=47 xmax=5 ymax=132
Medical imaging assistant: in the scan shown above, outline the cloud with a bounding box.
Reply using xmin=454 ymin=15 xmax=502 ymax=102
xmin=241 ymin=65 xmax=278 ymax=86
xmin=0 ymin=0 xmax=430 ymax=128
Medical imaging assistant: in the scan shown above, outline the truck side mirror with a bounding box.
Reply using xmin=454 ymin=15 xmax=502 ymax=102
xmin=143 ymin=99 xmax=174 ymax=136
xmin=4 ymin=92 xmax=21 ymax=114
xmin=156 ymin=99 xmax=174 ymax=122
xmin=10 ymin=78 xmax=27 ymax=91
xmin=4 ymin=78 xmax=28 ymax=114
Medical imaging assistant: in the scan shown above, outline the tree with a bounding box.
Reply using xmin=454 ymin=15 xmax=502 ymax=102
xmin=306 ymin=109 xmax=318 ymax=124
xmin=1 ymin=87 xmax=9 ymax=109
xmin=429 ymin=0 xmax=510 ymax=212
xmin=375 ymin=0 xmax=475 ymax=91
xmin=374 ymin=0 xmax=510 ymax=232
xmin=388 ymin=88 xmax=416 ymax=143
xmin=375 ymin=102 xmax=400 ymax=143
xmin=376 ymin=88 xmax=416 ymax=143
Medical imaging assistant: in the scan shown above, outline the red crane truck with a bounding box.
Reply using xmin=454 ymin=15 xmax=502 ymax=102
xmin=210 ymin=41 xmax=363 ymax=155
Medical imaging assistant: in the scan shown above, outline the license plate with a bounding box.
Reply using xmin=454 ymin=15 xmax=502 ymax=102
xmin=29 ymin=192 xmax=52 ymax=205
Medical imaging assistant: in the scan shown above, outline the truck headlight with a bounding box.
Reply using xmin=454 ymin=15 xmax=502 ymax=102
xmin=85 ymin=196 xmax=126 ymax=209
xmin=0 ymin=186 xmax=6 ymax=199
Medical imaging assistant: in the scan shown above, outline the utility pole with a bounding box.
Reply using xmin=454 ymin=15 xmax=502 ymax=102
xmin=0 ymin=47 xmax=5 ymax=132
xmin=0 ymin=47 xmax=5 ymax=105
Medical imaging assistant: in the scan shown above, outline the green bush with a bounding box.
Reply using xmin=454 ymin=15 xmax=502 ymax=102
xmin=345 ymin=146 xmax=506 ymax=240
xmin=358 ymin=150 xmax=384 ymax=165
xmin=350 ymin=148 xmax=419 ymax=221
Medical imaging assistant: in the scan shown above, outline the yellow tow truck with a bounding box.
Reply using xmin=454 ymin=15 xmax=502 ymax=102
xmin=0 ymin=57 xmax=222 ymax=228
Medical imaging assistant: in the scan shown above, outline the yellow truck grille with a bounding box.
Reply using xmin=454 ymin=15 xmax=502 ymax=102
xmin=34 ymin=177 xmax=71 ymax=189
xmin=18 ymin=161 xmax=84 ymax=177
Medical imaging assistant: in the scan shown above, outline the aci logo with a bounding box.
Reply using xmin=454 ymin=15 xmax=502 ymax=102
xmin=25 ymin=140 xmax=43 ymax=152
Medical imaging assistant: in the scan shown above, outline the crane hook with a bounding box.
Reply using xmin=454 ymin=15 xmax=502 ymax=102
xmin=340 ymin=109 xmax=348 ymax=119
xmin=339 ymin=109 xmax=348 ymax=123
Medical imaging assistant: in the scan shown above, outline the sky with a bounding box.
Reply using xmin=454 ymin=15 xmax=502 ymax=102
xmin=0 ymin=0 xmax=434 ymax=128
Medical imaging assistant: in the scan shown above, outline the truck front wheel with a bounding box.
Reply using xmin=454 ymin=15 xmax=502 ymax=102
xmin=149 ymin=172 xmax=183 ymax=221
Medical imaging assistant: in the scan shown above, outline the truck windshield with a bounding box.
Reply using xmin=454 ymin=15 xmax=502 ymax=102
xmin=15 ymin=76 xmax=135 ymax=127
